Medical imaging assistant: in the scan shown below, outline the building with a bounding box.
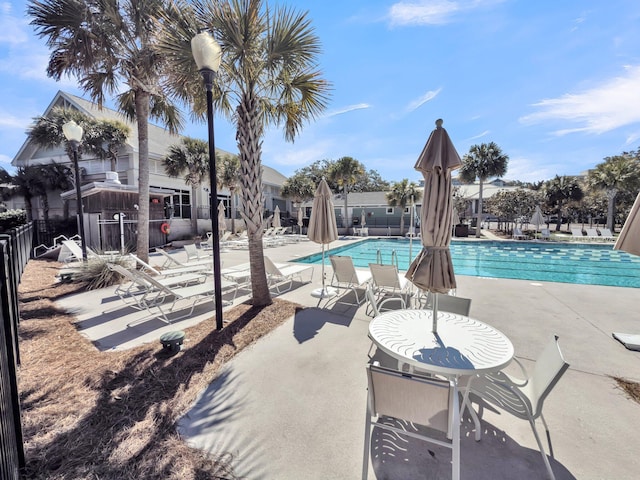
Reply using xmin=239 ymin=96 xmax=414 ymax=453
xmin=11 ymin=91 xmax=291 ymax=247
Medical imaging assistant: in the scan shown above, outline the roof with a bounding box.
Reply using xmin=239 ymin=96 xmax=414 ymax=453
xmin=60 ymin=181 xmax=176 ymax=200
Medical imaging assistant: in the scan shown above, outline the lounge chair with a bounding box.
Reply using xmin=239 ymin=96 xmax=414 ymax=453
xmin=585 ymin=228 xmax=600 ymax=241
xmin=570 ymin=228 xmax=585 ymax=239
xmin=363 ymin=362 xmax=460 ymax=480
xmin=263 ymin=256 xmax=314 ymax=294
xmin=221 ymin=263 xmax=252 ymax=289
xmin=184 ymin=243 xmax=212 ymax=261
xmin=59 ymin=240 xmax=119 ymax=263
xmin=329 ymin=255 xmax=372 ymax=306
xmin=129 ymin=253 xmax=209 ymax=276
xmin=540 ymin=228 xmax=551 ymax=241
xmin=599 ymin=228 xmax=615 ymax=241
xmin=125 ymin=269 xmax=238 ymax=324
xmin=468 ymin=335 xmax=569 ymax=480
xmin=156 ymin=248 xmax=213 ymax=269
xmin=368 ymin=263 xmax=412 ymax=312
xmin=512 ymin=227 xmax=527 ymax=240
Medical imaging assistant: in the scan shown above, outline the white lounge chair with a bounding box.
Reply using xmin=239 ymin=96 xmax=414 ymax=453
xmin=156 ymin=248 xmax=213 ymax=269
xmin=363 ymin=362 xmax=460 ymax=480
xmin=129 ymin=253 xmax=209 ymax=276
xmin=183 ymin=243 xmax=212 ymax=261
xmin=263 ymin=256 xmax=314 ymax=294
xmin=468 ymin=335 xmax=569 ymax=480
xmin=585 ymin=228 xmax=600 ymax=241
xmin=540 ymin=228 xmax=551 ymax=241
xmin=570 ymin=228 xmax=585 ymax=240
xmin=329 ymin=255 xmax=372 ymax=306
xmin=369 ymin=263 xmax=412 ymax=312
xmin=599 ymin=228 xmax=615 ymax=241
xmin=512 ymin=227 xmax=527 ymax=240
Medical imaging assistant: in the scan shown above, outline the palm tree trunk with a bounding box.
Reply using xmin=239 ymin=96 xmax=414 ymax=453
xmin=475 ymin=180 xmax=484 ymax=238
xmin=237 ymin=90 xmax=271 ymax=306
xmin=556 ymin=200 xmax=563 ymax=231
xmin=343 ymin=185 xmax=348 ymax=228
xmin=606 ymin=189 xmax=617 ymax=232
xmin=135 ymin=90 xmax=151 ymax=263
xmin=230 ymin=187 xmax=237 ymax=234
xmin=190 ymin=184 xmax=198 ymax=234
xmin=399 ymin=211 xmax=405 ymax=236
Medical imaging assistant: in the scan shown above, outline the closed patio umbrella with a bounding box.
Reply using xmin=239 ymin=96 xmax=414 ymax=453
xmin=361 ymin=210 xmax=366 ymax=227
xmin=308 ymin=179 xmax=339 ymax=299
xmin=530 ymin=205 xmax=546 ymax=237
xmin=406 ymin=119 xmax=462 ymax=332
xmin=297 ymin=206 xmax=304 ymax=235
xmin=273 ymin=205 xmax=282 ymax=229
xmin=612 ymin=192 xmax=640 ymax=350
xmin=217 ymin=202 xmax=226 ymax=234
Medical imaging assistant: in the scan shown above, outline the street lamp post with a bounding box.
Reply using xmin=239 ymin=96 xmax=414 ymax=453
xmin=62 ymin=120 xmax=87 ymax=261
xmin=191 ymin=31 xmax=224 ymax=330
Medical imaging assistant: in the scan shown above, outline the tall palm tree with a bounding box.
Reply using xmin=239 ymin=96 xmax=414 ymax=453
xmin=163 ymin=137 xmax=209 ymax=234
xmin=543 ymin=175 xmax=584 ymax=231
xmin=329 ymin=156 xmax=365 ymax=228
xmin=218 ymin=153 xmax=241 ymax=234
xmin=28 ymin=0 xmax=183 ymax=263
xmin=84 ymin=119 xmax=131 ymax=172
xmin=159 ymin=0 xmax=331 ymax=306
xmin=459 ymin=142 xmax=509 ymax=238
xmin=11 ymin=166 xmax=45 ymax=222
xmin=386 ymin=179 xmax=422 ymax=235
xmin=587 ymin=154 xmax=640 ymax=232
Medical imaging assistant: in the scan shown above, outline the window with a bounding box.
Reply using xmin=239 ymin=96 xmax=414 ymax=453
xmin=158 ymin=188 xmax=191 ymax=219
xmin=404 ymin=207 xmax=410 ymax=214
xmin=386 ymin=207 xmax=394 ymax=214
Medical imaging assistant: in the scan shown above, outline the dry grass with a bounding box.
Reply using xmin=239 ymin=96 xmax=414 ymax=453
xmin=614 ymin=377 xmax=640 ymax=405
xmin=18 ymin=259 xmax=301 ymax=479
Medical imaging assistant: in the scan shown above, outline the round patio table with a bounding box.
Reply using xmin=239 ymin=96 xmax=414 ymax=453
xmin=369 ymin=309 xmax=514 ymax=376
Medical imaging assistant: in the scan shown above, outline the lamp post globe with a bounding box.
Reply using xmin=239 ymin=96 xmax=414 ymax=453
xmin=62 ymin=120 xmax=87 ymax=262
xmin=192 ymin=31 xmax=224 ymax=330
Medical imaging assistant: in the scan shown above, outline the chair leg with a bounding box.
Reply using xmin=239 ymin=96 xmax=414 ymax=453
xmin=362 ymin=411 xmax=372 ymax=480
xmin=528 ymin=417 xmax=556 ymax=480
xmin=540 ymin=413 xmax=554 ymax=457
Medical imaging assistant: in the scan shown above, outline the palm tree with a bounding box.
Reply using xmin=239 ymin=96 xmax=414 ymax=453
xmin=159 ymin=0 xmax=330 ymax=306
xmin=587 ymin=154 xmax=640 ymax=232
xmin=281 ymin=173 xmax=315 ymax=232
xmin=29 ymin=0 xmax=183 ymax=263
xmin=163 ymin=137 xmax=209 ymax=234
xmin=386 ymin=179 xmax=422 ymax=235
xmin=11 ymin=166 xmax=45 ymax=222
xmin=459 ymin=142 xmax=509 ymax=237
xmin=329 ymin=156 xmax=365 ymax=228
xmin=84 ymin=119 xmax=131 ymax=172
xmin=218 ymin=153 xmax=241 ymax=234
xmin=543 ymin=175 xmax=584 ymax=231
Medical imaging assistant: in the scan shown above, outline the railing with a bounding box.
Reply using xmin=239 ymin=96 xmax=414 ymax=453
xmin=0 ymin=222 xmax=32 ymax=478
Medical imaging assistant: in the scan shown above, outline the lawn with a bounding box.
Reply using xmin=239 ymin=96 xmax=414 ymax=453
xmin=18 ymin=259 xmax=299 ymax=479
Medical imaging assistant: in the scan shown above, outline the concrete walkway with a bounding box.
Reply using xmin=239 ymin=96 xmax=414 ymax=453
xmin=58 ymin=237 xmax=640 ymax=479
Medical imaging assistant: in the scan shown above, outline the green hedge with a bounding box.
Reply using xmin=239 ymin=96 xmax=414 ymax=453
xmin=0 ymin=210 xmax=27 ymax=233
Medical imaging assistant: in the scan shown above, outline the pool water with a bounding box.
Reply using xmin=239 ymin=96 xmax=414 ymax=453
xmin=295 ymin=238 xmax=640 ymax=288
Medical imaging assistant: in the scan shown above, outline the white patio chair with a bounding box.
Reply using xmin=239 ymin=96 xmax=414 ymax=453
xmin=363 ymin=362 xmax=460 ymax=480
xmin=184 ymin=243 xmax=212 ymax=261
xmin=423 ymin=292 xmax=472 ymax=317
xmin=468 ymin=335 xmax=569 ymax=480
xmin=540 ymin=228 xmax=551 ymax=241
xmin=368 ymin=263 xmax=411 ymax=312
xmin=598 ymin=228 xmax=615 ymax=241
xmin=512 ymin=227 xmax=527 ymax=240
xmin=156 ymin=248 xmax=213 ymax=269
xmin=570 ymin=228 xmax=584 ymax=240
xmin=585 ymin=228 xmax=600 ymax=241
xmin=263 ymin=256 xmax=314 ymax=294
xmin=129 ymin=253 xmax=209 ymax=277
xmin=329 ymin=255 xmax=372 ymax=306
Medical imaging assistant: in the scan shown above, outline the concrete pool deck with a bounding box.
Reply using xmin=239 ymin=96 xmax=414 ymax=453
xmin=57 ymin=234 xmax=640 ymax=479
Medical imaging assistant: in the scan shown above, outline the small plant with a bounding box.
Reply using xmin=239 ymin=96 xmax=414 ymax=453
xmin=73 ymin=254 xmax=131 ymax=290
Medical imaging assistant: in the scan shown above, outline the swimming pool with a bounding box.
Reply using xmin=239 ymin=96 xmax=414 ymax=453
xmin=294 ymin=238 xmax=640 ymax=288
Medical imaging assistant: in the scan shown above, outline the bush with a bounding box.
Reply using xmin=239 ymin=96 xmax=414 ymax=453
xmin=0 ymin=209 xmax=27 ymax=232
xmin=72 ymin=254 xmax=131 ymax=290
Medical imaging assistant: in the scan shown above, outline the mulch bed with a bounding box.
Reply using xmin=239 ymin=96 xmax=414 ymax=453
xmin=18 ymin=259 xmax=301 ymax=479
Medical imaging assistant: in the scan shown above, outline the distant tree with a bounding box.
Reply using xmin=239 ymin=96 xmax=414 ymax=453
xmin=329 ymin=156 xmax=365 ymax=227
xmin=12 ymin=166 xmax=46 ymax=222
xmin=352 ymin=169 xmax=391 ymax=192
xmin=386 ymin=179 xmax=422 ymax=235
xmin=281 ymin=174 xmax=316 ymax=205
xmin=543 ymin=175 xmax=584 ymax=231
xmin=459 ymin=142 xmax=509 ymax=237
xmin=486 ymin=189 xmax=541 ymax=230
xmin=586 ymin=154 xmax=640 ymax=232
xmin=163 ymin=137 xmax=209 ymax=235
xmin=218 ymin=153 xmax=241 ymax=234
xmin=84 ymin=119 xmax=131 ymax=172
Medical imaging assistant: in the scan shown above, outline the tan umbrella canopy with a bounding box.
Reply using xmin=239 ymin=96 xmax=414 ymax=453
xmin=297 ymin=206 xmax=304 ymax=234
xmin=361 ymin=210 xmax=366 ymax=227
xmin=308 ymin=179 xmax=339 ymax=298
xmin=273 ymin=205 xmax=282 ymax=229
xmin=217 ymin=202 xmax=226 ymax=234
xmin=530 ymin=205 xmax=546 ymax=235
xmin=614 ymin=192 xmax=640 ymax=257
xmin=406 ymin=119 xmax=462 ymax=332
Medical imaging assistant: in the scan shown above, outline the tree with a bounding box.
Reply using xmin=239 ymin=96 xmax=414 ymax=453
xmin=29 ymin=0 xmax=183 ymax=263
xmin=329 ymin=156 xmax=365 ymax=227
xmin=385 ymin=179 xmax=422 ymax=235
xmin=543 ymin=175 xmax=584 ymax=231
xmin=159 ymin=0 xmax=330 ymax=306
xmin=459 ymin=142 xmax=509 ymax=237
xmin=486 ymin=189 xmax=542 ymax=231
xmin=586 ymin=154 xmax=640 ymax=232
xmin=218 ymin=153 xmax=241 ymax=234
xmin=84 ymin=119 xmax=131 ymax=172
xmin=351 ymin=169 xmax=390 ymax=192
xmin=281 ymin=173 xmax=315 ymax=231
xmin=163 ymin=137 xmax=209 ymax=234
xmin=11 ymin=166 xmax=43 ymax=222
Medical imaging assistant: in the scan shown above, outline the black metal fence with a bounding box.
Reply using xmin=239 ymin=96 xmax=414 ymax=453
xmin=0 ymin=223 xmax=32 ymax=478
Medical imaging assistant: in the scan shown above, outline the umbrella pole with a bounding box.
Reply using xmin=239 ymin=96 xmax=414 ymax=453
xmin=321 ymin=243 xmax=326 ymax=292
xmin=432 ymin=293 xmax=439 ymax=333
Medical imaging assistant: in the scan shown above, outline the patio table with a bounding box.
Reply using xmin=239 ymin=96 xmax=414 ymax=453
xmin=368 ymin=309 xmax=514 ymax=440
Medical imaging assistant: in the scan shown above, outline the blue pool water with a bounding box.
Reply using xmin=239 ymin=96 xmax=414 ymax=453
xmin=295 ymin=238 xmax=640 ymax=288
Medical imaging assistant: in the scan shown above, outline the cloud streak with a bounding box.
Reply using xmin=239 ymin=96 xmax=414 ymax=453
xmin=520 ymin=65 xmax=640 ymax=136
xmin=388 ymin=0 xmax=505 ymax=26
xmin=406 ymin=88 xmax=441 ymax=113
xmin=325 ymin=103 xmax=371 ymax=118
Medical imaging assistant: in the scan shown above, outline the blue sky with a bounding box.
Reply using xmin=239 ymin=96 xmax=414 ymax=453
xmin=2 ymin=0 xmax=640 ymax=185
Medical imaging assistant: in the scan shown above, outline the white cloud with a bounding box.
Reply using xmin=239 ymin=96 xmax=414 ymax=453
xmin=507 ymin=156 xmax=557 ymax=183
xmin=325 ymin=103 xmax=371 ymax=118
xmin=520 ymin=65 xmax=640 ymax=136
xmin=388 ymin=0 xmax=505 ymax=26
xmin=464 ymin=130 xmax=490 ymax=142
xmin=0 ymin=110 xmax=31 ymax=129
xmin=0 ymin=154 xmax=13 ymax=165
xmin=0 ymin=3 xmax=29 ymax=45
xmin=405 ymin=88 xmax=442 ymax=113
